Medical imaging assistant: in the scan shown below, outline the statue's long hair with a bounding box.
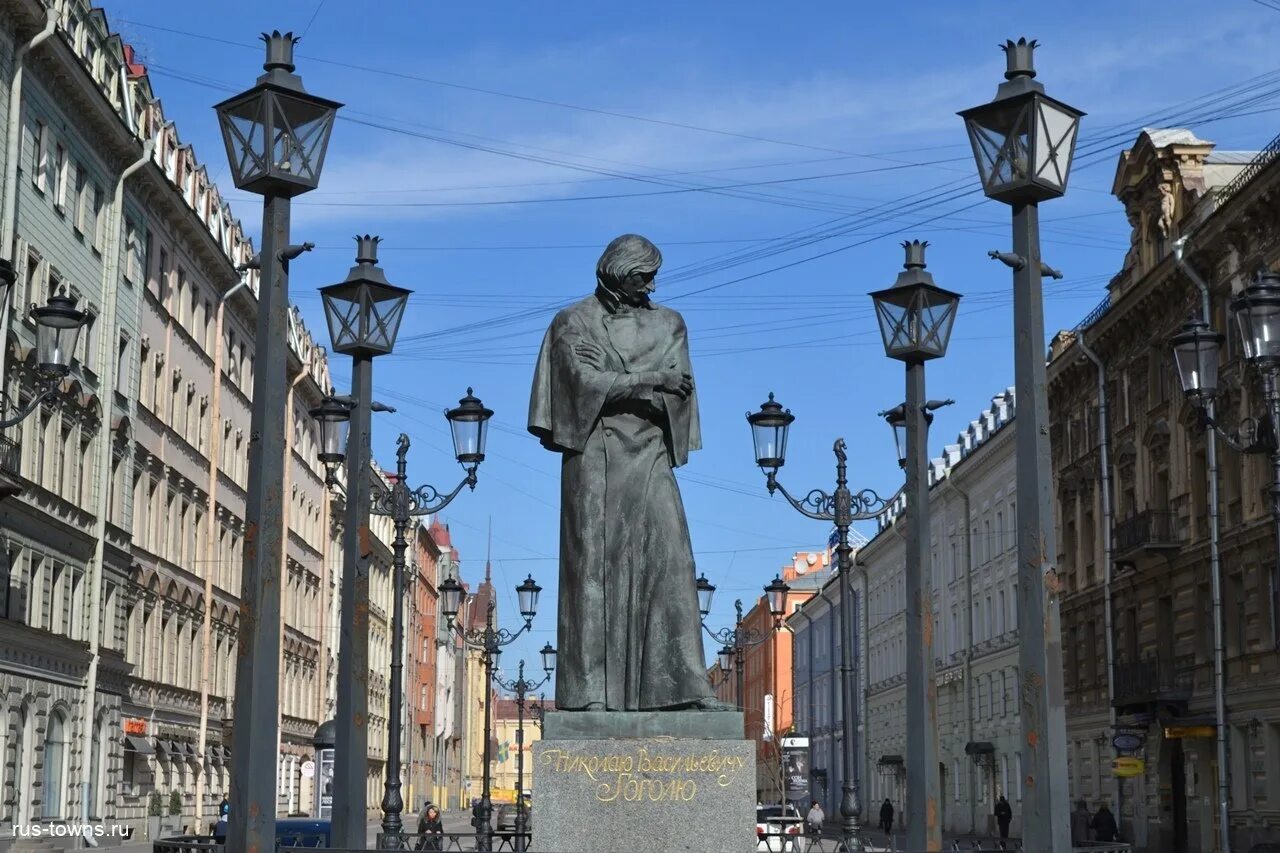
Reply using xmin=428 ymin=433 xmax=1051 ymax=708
xmin=595 ymin=234 xmax=662 ymax=308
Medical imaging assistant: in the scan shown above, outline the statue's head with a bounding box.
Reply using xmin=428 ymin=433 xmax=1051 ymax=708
xmin=596 ymin=234 xmax=662 ymax=308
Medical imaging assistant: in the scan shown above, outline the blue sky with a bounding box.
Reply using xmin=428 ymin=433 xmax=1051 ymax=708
xmin=109 ymin=0 xmax=1280 ymax=677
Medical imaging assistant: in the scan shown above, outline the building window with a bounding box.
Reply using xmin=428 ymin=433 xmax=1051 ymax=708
xmin=31 ymin=120 xmax=50 ymax=191
xmin=74 ymin=165 xmax=89 ymax=234
xmin=41 ymin=710 xmax=69 ymax=819
xmin=91 ymin=184 xmax=105 ymax=252
xmin=54 ymin=144 xmax=70 ymax=210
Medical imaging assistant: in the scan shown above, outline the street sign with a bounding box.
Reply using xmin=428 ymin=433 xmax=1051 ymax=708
xmin=1164 ymin=725 xmax=1215 ymax=739
xmin=1112 ymin=757 xmax=1145 ymax=777
xmin=301 ymin=760 xmax=315 ymax=779
xmin=1112 ymin=733 xmax=1144 ymax=752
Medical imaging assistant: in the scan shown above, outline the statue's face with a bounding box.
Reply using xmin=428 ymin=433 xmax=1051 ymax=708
xmin=617 ymin=270 xmax=657 ymax=306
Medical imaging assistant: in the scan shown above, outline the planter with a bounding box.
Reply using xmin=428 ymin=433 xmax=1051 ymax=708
xmin=147 ymin=816 xmax=162 ymax=839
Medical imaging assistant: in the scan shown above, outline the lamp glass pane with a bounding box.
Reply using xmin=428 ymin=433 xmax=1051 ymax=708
xmin=697 ymin=577 xmax=715 ymax=618
xmin=439 ymin=578 xmax=463 ymax=620
xmin=751 ymin=421 xmax=788 ymax=467
xmin=892 ymin=421 xmax=907 ymax=465
xmin=450 ymin=416 xmax=485 ymax=463
xmin=318 ymin=418 xmax=347 ymax=464
xmin=964 ymin=100 xmax=1032 ymax=195
xmin=541 ymin=645 xmax=557 ymax=673
xmin=268 ymin=91 xmax=336 ymax=186
xmin=1171 ymin=333 xmax=1220 ymax=397
xmin=1034 ymin=99 xmax=1079 ymax=190
xmin=1237 ymin=298 xmax=1280 ymax=362
xmin=363 ymin=289 xmax=409 ymax=353
xmin=718 ymin=647 xmax=734 ymax=673
xmin=873 ymin=284 xmax=960 ymax=360
xmin=217 ymin=93 xmax=269 ymax=189
xmin=36 ymin=322 xmax=80 ymax=373
xmin=321 ymin=285 xmax=363 ymax=354
xmin=766 ymin=582 xmax=787 ymax=617
xmin=517 ymin=578 xmax=540 ymax=619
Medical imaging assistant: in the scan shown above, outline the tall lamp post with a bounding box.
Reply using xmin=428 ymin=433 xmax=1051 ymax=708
xmin=492 ymin=648 xmax=556 ymax=852
xmin=960 ymin=37 xmax=1083 ymax=853
xmin=316 ymin=235 xmax=411 ymax=848
xmin=869 ymin=239 xmax=960 ymax=852
xmin=745 ymin=397 xmax=902 ymax=853
xmin=0 ymin=280 xmax=91 ymax=428
xmin=695 ymin=576 xmax=790 ymax=709
xmin=440 ymin=575 xmax=543 ymax=852
xmin=213 ymin=30 xmax=339 ymax=853
xmin=313 ymin=392 xmax=494 ymax=844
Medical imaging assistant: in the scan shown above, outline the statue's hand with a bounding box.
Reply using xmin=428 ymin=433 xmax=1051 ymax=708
xmin=574 ymin=341 xmax=608 ymax=370
xmin=654 ymin=367 xmax=693 ymax=400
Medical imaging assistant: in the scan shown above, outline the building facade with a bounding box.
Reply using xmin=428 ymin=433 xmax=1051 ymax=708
xmin=460 ymin=561 xmax=496 ymax=810
xmin=407 ymin=522 xmax=442 ymax=815
xmin=1048 ymin=127 xmax=1280 ymax=853
xmin=858 ymin=389 xmax=1022 ymax=838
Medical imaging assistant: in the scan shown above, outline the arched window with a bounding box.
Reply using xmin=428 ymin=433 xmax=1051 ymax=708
xmin=42 ymin=709 xmax=69 ymax=818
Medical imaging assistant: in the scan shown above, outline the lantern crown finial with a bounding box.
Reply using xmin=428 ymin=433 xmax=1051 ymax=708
xmin=1001 ymin=38 xmax=1039 ymax=81
xmin=893 ymin=239 xmax=936 ymax=289
xmin=901 ymin=239 xmax=929 ymax=270
xmin=355 ymin=235 xmax=382 ymax=265
xmin=261 ymin=30 xmax=299 ymax=73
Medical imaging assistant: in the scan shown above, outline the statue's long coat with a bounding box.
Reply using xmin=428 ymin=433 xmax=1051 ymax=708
xmin=528 ymin=293 xmax=714 ymax=711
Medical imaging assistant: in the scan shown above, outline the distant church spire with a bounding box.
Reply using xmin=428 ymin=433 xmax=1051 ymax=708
xmin=485 ymin=516 xmax=492 ymax=583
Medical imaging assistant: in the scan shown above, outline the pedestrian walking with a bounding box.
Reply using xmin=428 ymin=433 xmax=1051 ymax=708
xmin=806 ymin=800 xmax=824 ymax=836
xmin=994 ymin=794 xmax=1013 ymax=845
xmin=1071 ymin=800 xmax=1093 ymax=845
xmin=879 ymin=798 xmax=894 ymax=835
xmin=1091 ymin=802 xmax=1119 ymax=842
xmin=416 ymin=804 xmax=444 ymax=852
xmin=211 ymin=801 xmax=229 ymax=846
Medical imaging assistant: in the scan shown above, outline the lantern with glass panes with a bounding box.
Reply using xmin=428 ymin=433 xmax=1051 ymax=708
xmin=214 ymin=31 xmax=341 ymax=198
xmin=1 ymin=283 xmax=91 ymax=429
xmin=958 ymin=38 xmax=1084 ymax=205
xmin=869 ymin=241 xmax=961 ymax=364
xmin=320 ymin=236 xmax=411 ymax=359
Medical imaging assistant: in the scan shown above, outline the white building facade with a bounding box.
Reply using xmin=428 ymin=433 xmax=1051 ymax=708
xmin=861 ymin=389 xmax=1024 ymax=838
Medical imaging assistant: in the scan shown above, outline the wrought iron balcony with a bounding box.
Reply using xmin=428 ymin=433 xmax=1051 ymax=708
xmin=0 ymin=435 xmax=18 ymax=475
xmin=1112 ymin=654 xmax=1193 ymax=711
xmin=1113 ymin=509 xmax=1184 ymax=560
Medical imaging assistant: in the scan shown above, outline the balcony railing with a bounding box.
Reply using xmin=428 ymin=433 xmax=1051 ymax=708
xmin=1113 ymin=654 xmax=1193 ymax=709
xmin=0 ymin=435 xmax=18 ymax=475
xmin=1113 ymin=510 xmax=1183 ymax=559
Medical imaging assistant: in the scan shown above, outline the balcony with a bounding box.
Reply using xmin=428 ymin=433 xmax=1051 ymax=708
xmin=1112 ymin=654 xmax=1193 ymax=712
xmin=1113 ymin=510 xmax=1184 ymax=561
xmin=0 ymin=436 xmax=21 ymax=501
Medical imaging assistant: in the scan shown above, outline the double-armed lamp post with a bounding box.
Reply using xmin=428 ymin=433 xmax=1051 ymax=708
xmin=695 ymin=575 xmax=790 ymax=709
xmin=213 ymin=30 xmax=340 ymax=853
xmin=440 ymin=575 xmax=544 ymax=852
xmin=493 ymin=652 xmax=557 ymax=852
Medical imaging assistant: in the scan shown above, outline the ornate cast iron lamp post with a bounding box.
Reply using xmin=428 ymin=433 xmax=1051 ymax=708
xmin=492 ymin=649 xmax=556 ymax=852
xmin=869 ymin=239 xmax=960 ymax=851
xmin=440 ymin=576 xmax=543 ymax=852
xmin=695 ymin=575 xmax=790 ymax=708
xmin=960 ymin=38 xmax=1082 ymax=853
xmin=0 ymin=275 xmax=90 ymax=428
xmin=746 ymin=397 xmax=903 ymax=853
xmin=313 ymin=387 xmax=493 ymax=845
xmin=214 ymin=31 xmax=339 ymax=853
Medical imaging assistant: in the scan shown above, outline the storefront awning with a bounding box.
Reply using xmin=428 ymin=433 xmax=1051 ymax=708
xmin=124 ymin=736 xmax=154 ymax=755
xmin=877 ymin=755 xmax=903 ymax=766
xmin=965 ymin=741 xmax=996 ymax=755
xmin=218 ymin=746 xmax=231 ymax=761
xmin=180 ymin=741 xmax=195 ymax=757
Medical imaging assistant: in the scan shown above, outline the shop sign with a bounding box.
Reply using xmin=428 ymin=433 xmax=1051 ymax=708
xmin=123 ymin=718 xmax=147 ymax=736
xmin=1112 ymin=733 xmax=1144 ymax=753
xmin=301 ymin=760 xmax=315 ymax=779
xmin=1112 ymin=757 xmax=1145 ymax=778
xmin=1164 ymin=725 xmax=1215 ymax=739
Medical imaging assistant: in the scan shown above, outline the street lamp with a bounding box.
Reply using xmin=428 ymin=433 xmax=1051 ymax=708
xmin=745 ymin=397 xmax=901 ymax=853
xmin=214 ymin=30 xmax=339 ymax=853
xmin=701 ymin=578 xmax=768 ymax=701
xmin=0 ymin=288 xmax=90 ymax=429
xmin=344 ymin=423 xmax=490 ymax=845
xmin=319 ymin=235 xmax=412 ymax=850
xmin=868 ymin=239 xmax=958 ymax=851
xmin=441 ymin=586 xmax=543 ymax=852
xmin=961 ymin=37 xmax=1082 ymax=852
xmin=493 ymin=654 xmax=556 ymax=852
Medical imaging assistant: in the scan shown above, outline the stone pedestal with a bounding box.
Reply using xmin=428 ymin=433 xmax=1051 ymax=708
xmin=532 ymin=712 xmax=756 ymax=853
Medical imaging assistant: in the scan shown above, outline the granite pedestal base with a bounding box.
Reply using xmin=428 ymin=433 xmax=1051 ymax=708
xmin=532 ymin=712 xmax=756 ymax=853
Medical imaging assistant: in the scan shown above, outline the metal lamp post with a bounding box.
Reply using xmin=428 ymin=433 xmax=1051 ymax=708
xmin=696 ymin=575 xmax=790 ymax=709
xmin=316 ymin=235 xmax=411 ymax=849
xmin=0 ymin=286 xmax=90 ymax=428
xmin=1168 ymin=315 xmax=1232 ymax=853
xmin=213 ymin=30 xmax=339 ymax=853
xmin=869 ymin=239 xmax=960 ymax=851
xmin=960 ymin=37 xmax=1083 ymax=853
xmin=440 ymin=576 xmax=543 ymax=852
xmin=746 ymin=397 xmax=903 ymax=853
xmin=314 ymin=391 xmax=493 ymax=846
xmin=492 ymin=648 xmax=556 ymax=852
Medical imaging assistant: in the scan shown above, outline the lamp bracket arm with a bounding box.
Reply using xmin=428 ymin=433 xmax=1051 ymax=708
xmin=0 ymin=387 xmax=53 ymax=429
xmin=988 ymin=250 xmax=1025 ymax=271
xmin=278 ymin=242 xmax=315 ymax=262
xmin=371 ymin=401 xmax=396 ymax=413
xmin=371 ymin=471 xmax=476 ymax=518
xmin=1041 ymin=261 xmax=1064 ymax=280
xmin=701 ymin=623 xmax=738 ymax=646
xmin=772 ymin=477 xmax=838 ymax=522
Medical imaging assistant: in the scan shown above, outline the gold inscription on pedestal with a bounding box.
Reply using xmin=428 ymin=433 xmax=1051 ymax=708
xmin=540 ymin=747 xmax=748 ymax=803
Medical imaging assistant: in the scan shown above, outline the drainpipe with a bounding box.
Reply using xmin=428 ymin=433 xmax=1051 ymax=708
xmin=1173 ymin=236 xmax=1231 ymax=853
xmin=0 ymin=6 xmax=58 ymax=395
xmin=938 ymin=475 xmax=977 ymax=835
xmin=79 ymin=136 xmax=154 ymax=845
xmin=852 ymin=559 xmax=872 ymax=827
xmin=194 ymin=275 xmax=248 ymax=823
xmin=275 ymin=355 xmax=310 ymax=814
xmin=1075 ymin=330 xmax=1122 ymax=831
